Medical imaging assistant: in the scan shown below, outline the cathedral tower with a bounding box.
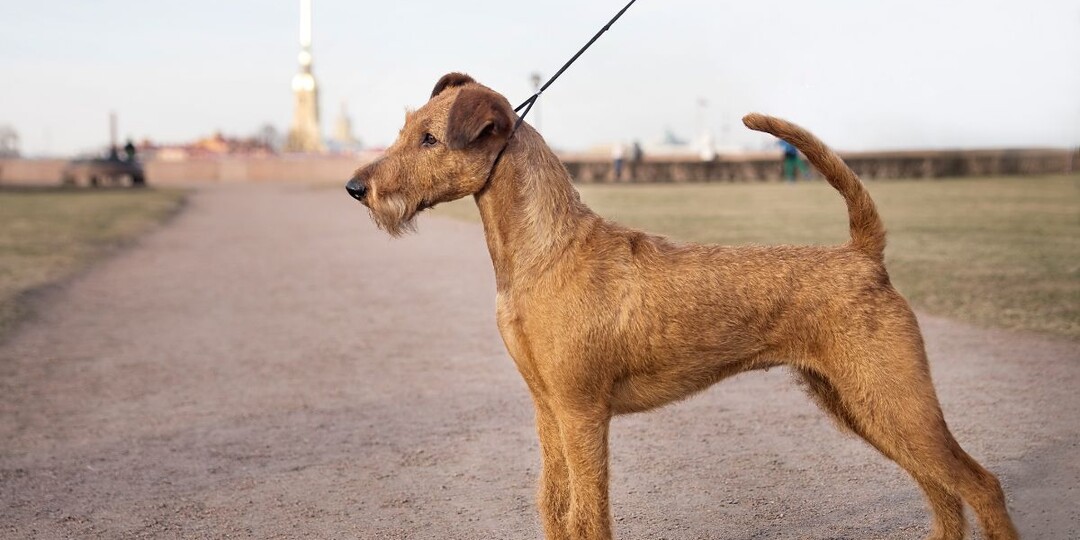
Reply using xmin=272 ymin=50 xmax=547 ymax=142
xmin=285 ymin=0 xmax=324 ymax=153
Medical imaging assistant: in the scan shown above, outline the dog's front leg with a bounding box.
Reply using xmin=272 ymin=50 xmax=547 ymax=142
xmin=534 ymin=399 xmax=572 ymax=539
xmin=555 ymin=402 xmax=613 ymax=540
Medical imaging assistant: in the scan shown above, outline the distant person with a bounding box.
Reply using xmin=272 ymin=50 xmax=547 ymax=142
xmin=630 ymin=140 xmax=643 ymax=180
xmin=699 ymin=132 xmax=717 ymax=162
xmin=780 ymin=139 xmax=808 ymax=181
xmin=123 ymin=139 xmax=137 ymax=162
xmin=612 ymin=143 xmax=625 ymax=182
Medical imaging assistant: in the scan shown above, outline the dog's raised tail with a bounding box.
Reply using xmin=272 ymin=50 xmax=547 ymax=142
xmin=742 ymin=113 xmax=886 ymax=260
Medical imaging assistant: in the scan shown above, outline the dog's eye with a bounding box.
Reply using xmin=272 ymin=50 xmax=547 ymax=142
xmin=421 ymin=133 xmax=438 ymax=147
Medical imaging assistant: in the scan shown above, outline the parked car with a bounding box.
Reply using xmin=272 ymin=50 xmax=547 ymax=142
xmin=61 ymin=156 xmax=146 ymax=187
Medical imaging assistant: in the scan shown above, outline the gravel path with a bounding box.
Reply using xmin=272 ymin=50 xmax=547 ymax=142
xmin=1 ymin=184 xmax=1077 ymax=539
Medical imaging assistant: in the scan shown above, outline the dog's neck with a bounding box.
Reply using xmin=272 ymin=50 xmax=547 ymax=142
xmin=474 ymin=125 xmax=595 ymax=291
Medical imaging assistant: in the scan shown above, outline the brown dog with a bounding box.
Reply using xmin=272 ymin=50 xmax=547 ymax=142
xmin=346 ymin=73 xmax=1018 ymax=540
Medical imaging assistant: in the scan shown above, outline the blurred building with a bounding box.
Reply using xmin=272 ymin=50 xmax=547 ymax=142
xmin=285 ymin=0 xmax=324 ymax=153
xmin=138 ymin=132 xmax=275 ymax=161
xmin=328 ymin=101 xmax=362 ymax=154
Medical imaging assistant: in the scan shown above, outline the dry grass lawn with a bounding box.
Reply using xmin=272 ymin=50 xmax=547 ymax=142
xmin=4 ymin=178 xmax=1075 ymax=341
xmin=434 ymin=175 xmax=1079 ymax=339
xmin=0 ymin=188 xmax=187 ymax=339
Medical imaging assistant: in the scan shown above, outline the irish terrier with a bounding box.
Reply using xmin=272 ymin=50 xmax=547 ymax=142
xmin=345 ymin=73 xmax=1018 ymax=540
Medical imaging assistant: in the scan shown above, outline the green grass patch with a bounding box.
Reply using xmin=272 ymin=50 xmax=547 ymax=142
xmin=0 ymin=188 xmax=188 ymax=340
xmin=433 ymin=175 xmax=1080 ymax=339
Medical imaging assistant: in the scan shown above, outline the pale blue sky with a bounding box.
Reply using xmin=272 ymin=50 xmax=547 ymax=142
xmin=2 ymin=0 xmax=1079 ymax=155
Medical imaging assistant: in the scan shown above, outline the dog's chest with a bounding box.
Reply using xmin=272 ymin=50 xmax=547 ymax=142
xmin=494 ymin=293 xmax=540 ymax=382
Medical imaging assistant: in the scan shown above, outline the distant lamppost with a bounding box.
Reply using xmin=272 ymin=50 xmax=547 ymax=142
xmin=530 ymin=72 xmax=542 ymax=133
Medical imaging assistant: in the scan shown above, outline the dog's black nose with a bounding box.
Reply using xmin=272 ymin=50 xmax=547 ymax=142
xmin=345 ymin=178 xmax=367 ymax=201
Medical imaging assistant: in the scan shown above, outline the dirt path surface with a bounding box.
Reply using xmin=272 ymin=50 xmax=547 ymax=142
xmin=2 ymin=185 xmax=1077 ymax=539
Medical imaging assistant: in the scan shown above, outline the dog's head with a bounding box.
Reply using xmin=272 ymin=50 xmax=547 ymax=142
xmin=345 ymin=72 xmax=516 ymax=236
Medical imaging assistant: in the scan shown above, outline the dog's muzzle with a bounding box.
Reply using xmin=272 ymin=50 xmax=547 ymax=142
xmin=345 ymin=178 xmax=367 ymax=202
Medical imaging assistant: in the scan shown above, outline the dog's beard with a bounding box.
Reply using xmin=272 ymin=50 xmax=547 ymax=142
xmin=368 ymin=192 xmax=419 ymax=237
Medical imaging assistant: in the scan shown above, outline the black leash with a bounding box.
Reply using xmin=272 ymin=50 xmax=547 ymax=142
xmin=486 ymin=0 xmax=639 ymax=179
xmin=512 ymin=0 xmax=639 ymax=127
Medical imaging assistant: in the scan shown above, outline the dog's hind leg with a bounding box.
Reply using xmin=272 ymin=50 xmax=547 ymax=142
xmin=797 ymin=367 xmax=966 ymax=539
xmin=798 ymin=339 xmax=1017 ymax=540
xmin=949 ymin=445 xmax=1018 ymax=540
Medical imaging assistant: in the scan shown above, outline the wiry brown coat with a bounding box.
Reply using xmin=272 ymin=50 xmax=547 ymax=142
xmin=347 ymin=73 xmax=1018 ymax=540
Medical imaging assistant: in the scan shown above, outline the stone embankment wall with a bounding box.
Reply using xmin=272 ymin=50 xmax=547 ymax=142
xmin=1 ymin=148 xmax=1076 ymax=186
xmin=566 ymin=148 xmax=1079 ymax=183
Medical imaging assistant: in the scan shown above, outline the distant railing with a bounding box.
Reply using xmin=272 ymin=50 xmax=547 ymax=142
xmin=564 ymin=148 xmax=1079 ymax=183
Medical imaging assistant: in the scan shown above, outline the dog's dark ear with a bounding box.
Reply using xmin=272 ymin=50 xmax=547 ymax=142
xmin=431 ymin=72 xmax=475 ymax=99
xmin=446 ymin=87 xmax=515 ymax=150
